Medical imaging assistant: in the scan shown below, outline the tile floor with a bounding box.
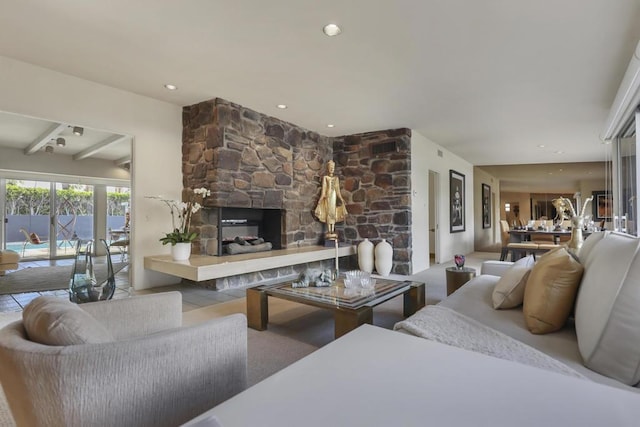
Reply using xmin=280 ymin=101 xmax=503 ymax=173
xmin=0 ymin=259 xmax=245 ymax=313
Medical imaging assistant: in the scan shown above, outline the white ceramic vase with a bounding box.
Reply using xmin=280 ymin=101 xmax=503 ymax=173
xmin=374 ymin=239 xmax=393 ymax=276
xmin=357 ymin=238 xmax=374 ymax=273
xmin=171 ymin=242 xmax=192 ymax=261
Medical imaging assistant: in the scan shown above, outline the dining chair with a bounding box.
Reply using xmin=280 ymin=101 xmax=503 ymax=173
xmin=500 ymin=220 xmax=538 ymax=261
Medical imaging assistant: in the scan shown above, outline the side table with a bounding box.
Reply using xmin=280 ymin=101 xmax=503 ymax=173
xmin=445 ymin=267 xmax=476 ymax=296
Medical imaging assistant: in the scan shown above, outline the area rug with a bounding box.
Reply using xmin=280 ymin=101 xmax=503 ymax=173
xmin=0 ymin=263 xmax=127 ymax=295
xmin=183 ymin=294 xmax=406 ymax=385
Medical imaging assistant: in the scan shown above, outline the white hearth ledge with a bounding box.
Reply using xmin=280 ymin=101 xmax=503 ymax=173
xmin=144 ymin=245 xmax=356 ymax=282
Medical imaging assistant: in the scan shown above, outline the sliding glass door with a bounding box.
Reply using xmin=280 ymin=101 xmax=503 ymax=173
xmin=3 ymin=179 xmax=97 ymax=259
xmin=611 ymin=110 xmax=638 ymax=236
xmin=54 ymin=183 xmax=94 ymax=256
xmin=4 ymin=179 xmax=52 ymax=258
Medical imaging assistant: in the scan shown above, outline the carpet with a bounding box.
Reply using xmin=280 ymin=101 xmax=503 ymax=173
xmin=183 ymin=295 xmax=406 ymax=385
xmin=0 ymin=263 xmax=127 ymax=295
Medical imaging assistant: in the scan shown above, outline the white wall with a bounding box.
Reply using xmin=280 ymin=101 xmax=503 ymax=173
xmin=0 ymin=56 xmax=183 ymax=289
xmin=411 ymin=131 xmax=474 ymax=273
xmin=473 ymin=167 xmax=500 ymax=250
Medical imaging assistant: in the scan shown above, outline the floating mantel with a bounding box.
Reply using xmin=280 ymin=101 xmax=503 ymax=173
xmin=144 ymin=245 xmax=356 ymax=282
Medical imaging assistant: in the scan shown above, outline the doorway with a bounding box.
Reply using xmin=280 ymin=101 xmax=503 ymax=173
xmin=3 ymin=179 xmax=92 ymax=259
xmin=429 ymin=170 xmax=440 ymax=265
xmin=3 ymin=178 xmax=129 ymax=260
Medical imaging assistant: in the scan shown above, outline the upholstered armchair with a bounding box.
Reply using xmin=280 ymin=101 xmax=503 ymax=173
xmin=0 ymin=292 xmax=247 ymax=427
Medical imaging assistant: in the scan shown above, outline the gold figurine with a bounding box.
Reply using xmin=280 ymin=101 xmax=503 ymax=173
xmin=315 ymin=160 xmax=347 ymax=240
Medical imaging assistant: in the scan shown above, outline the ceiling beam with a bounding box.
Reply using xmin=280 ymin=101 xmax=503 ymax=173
xmin=114 ymin=155 xmax=131 ymax=166
xmin=23 ymin=123 xmax=67 ymax=155
xmin=73 ymin=135 xmax=128 ymax=160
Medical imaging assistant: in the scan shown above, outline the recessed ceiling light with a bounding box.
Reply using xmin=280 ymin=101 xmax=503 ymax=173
xmin=164 ymin=84 xmax=178 ymax=91
xmin=327 ymin=124 xmax=335 ymax=128
xmin=276 ymin=104 xmax=287 ymax=109
xmin=558 ymin=168 xmax=563 ymax=172
xmin=323 ymin=23 xmax=342 ymax=37
xmin=537 ymin=144 xmax=545 ymax=148
xmin=72 ymin=126 xmax=84 ymax=136
xmin=555 ymin=150 xmax=564 ymax=154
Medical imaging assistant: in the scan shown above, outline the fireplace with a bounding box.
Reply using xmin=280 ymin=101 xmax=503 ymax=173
xmin=210 ymin=207 xmax=284 ymax=256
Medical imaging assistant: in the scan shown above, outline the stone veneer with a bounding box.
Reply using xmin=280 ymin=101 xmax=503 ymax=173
xmin=182 ymin=97 xmax=412 ymax=288
xmin=334 ymin=129 xmax=412 ymax=275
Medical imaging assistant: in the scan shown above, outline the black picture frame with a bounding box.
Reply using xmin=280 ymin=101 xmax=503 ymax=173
xmin=482 ymin=183 xmax=491 ymax=229
xmin=592 ymin=191 xmax=612 ymax=220
xmin=449 ymin=170 xmax=465 ymax=233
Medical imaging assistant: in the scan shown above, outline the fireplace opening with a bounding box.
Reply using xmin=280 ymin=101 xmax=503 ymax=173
xmin=215 ymin=207 xmax=284 ymax=256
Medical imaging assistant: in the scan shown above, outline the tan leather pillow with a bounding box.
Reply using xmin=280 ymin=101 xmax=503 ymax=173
xmin=492 ymin=255 xmax=535 ymax=309
xmin=23 ymin=296 xmax=113 ymax=346
xmin=523 ymin=248 xmax=584 ymax=334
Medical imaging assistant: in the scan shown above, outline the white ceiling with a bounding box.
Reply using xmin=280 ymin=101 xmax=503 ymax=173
xmin=0 ymin=0 xmax=638 ymax=187
xmin=0 ymin=112 xmax=130 ymax=162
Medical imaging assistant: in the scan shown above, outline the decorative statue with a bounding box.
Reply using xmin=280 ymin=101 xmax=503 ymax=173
xmin=314 ymin=160 xmax=348 ymax=240
xmin=552 ymin=198 xmax=571 ymax=224
xmin=553 ymin=195 xmax=593 ymax=251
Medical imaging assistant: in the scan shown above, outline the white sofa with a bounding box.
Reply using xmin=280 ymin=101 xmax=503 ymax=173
xmin=396 ymin=231 xmax=640 ymax=393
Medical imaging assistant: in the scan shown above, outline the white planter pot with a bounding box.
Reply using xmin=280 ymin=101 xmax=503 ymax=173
xmin=374 ymin=239 xmax=393 ymax=276
xmin=171 ymin=242 xmax=192 ymax=261
xmin=357 ymin=238 xmax=375 ymax=273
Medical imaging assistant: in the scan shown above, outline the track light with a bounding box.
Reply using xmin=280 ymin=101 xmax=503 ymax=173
xmin=45 ymin=146 xmax=54 ymax=153
xmin=56 ymin=137 xmax=66 ymax=147
xmin=72 ymin=126 xmax=84 ymax=136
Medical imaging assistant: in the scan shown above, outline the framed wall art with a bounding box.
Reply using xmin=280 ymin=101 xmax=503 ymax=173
xmin=450 ymin=170 xmax=465 ymax=233
xmin=482 ymin=183 xmax=491 ymax=229
xmin=592 ymin=191 xmax=613 ymax=220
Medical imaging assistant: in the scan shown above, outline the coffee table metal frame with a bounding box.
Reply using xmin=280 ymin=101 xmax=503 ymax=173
xmin=247 ymin=278 xmax=425 ymax=338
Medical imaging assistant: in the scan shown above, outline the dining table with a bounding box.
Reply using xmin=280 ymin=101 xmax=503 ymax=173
xmin=508 ymin=228 xmax=592 ymax=243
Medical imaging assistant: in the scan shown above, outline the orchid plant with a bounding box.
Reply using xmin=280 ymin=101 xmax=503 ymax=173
xmin=148 ymin=187 xmax=211 ymax=246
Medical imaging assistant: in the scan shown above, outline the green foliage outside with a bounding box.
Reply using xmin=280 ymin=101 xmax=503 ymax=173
xmin=4 ymin=184 xmax=130 ymax=216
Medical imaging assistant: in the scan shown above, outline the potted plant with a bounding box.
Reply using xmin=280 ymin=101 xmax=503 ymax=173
xmin=148 ymin=187 xmax=210 ymax=261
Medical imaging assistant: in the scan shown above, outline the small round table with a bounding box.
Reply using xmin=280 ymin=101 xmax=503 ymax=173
xmin=445 ymin=267 xmax=477 ymax=296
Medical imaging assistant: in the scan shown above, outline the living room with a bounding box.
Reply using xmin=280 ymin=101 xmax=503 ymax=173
xmin=1 ymin=1 xmax=640 ymax=426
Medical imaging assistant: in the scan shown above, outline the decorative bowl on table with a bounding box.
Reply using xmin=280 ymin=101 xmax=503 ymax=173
xmin=344 ymin=270 xmax=371 ymax=288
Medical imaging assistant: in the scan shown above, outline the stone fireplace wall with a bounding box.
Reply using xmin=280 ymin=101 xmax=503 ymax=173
xmin=182 ymin=98 xmax=337 ymax=288
xmin=181 ymin=97 xmax=413 ymax=288
xmin=182 ymin=97 xmax=333 ymax=256
xmin=334 ymin=128 xmax=413 ymax=275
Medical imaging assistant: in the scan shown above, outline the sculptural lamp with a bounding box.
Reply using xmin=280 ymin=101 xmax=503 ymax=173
xmin=554 ymin=195 xmax=593 ymax=253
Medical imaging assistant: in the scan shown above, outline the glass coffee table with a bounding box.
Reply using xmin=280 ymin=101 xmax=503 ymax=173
xmin=246 ymin=278 xmax=425 ymax=338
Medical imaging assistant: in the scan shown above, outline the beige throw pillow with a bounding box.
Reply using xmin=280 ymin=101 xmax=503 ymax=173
xmin=523 ymin=248 xmax=584 ymax=334
xmin=23 ymin=296 xmax=113 ymax=346
xmin=492 ymin=255 xmax=535 ymax=309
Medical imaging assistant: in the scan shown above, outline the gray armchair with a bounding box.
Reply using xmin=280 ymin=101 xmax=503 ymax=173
xmin=0 ymin=292 xmax=247 ymax=427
